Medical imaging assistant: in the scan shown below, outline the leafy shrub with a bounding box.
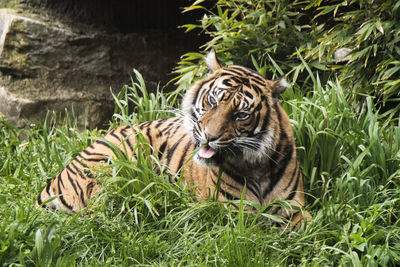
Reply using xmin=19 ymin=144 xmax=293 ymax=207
xmin=180 ymin=0 xmax=400 ymax=104
xmin=302 ymin=0 xmax=400 ymax=104
xmin=176 ymin=0 xmax=316 ymax=92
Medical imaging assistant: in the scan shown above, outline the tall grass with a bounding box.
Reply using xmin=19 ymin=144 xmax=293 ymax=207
xmin=1 ymin=68 xmax=399 ymax=266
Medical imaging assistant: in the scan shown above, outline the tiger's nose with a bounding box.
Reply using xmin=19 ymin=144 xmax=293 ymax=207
xmin=204 ymin=129 xmax=219 ymax=142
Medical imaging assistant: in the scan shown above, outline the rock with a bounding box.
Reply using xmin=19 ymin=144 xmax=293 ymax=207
xmin=0 ymin=8 xmax=180 ymax=128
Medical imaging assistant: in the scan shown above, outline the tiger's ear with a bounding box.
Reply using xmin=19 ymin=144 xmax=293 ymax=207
xmin=205 ymin=48 xmax=223 ymax=74
xmin=271 ymin=78 xmax=289 ymax=103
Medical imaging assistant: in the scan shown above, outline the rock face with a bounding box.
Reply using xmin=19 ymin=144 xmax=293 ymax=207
xmin=0 ymin=8 xmax=181 ymax=128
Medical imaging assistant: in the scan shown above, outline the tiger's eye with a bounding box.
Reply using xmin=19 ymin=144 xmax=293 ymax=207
xmin=235 ymin=112 xmax=250 ymax=121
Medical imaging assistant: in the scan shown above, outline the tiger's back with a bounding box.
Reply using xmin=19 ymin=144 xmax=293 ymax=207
xmin=37 ymin=50 xmax=309 ymax=226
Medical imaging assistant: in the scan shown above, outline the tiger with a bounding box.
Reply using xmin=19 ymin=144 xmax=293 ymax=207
xmin=36 ymin=49 xmax=310 ymax=227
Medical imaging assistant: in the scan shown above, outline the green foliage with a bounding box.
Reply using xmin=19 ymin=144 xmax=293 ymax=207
xmin=1 ymin=65 xmax=400 ymax=265
xmin=110 ymin=69 xmax=176 ymax=128
xmin=0 ymin=0 xmax=19 ymax=8
xmin=178 ymin=0 xmax=322 ymax=93
xmin=303 ymin=0 xmax=400 ymax=103
xmin=1 ymin=0 xmax=399 ymax=265
xmin=0 ymin=113 xmax=102 ymax=266
xmin=180 ymin=0 xmax=400 ymax=103
xmin=282 ymin=69 xmax=400 ymax=266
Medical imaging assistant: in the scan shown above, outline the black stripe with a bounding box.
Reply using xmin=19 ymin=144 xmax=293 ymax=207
xmin=210 ymin=175 xmax=240 ymax=201
xmin=211 ymin=169 xmax=242 ymax=192
xmin=177 ymin=140 xmax=193 ymax=171
xmin=110 ymin=130 xmax=121 ymax=142
xmin=287 ymin=172 xmax=300 ymax=201
xmin=158 ymin=140 xmax=168 ymax=159
xmin=66 ymin=171 xmax=79 ymax=196
xmin=252 ymin=113 xmax=261 ymax=135
xmin=66 ymin=165 xmax=76 ymax=175
xmin=225 ymin=68 xmax=246 ymax=77
xmin=248 ymin=74 xmax=266 ymax=85
xmin=253 ymin=102 xmax=263 ymax=112
xmin=192 ymin=80 xmax=214 ymax=106
xmin=58 ymin=194 xmax=74 ymax=212
xmin=45 ymin=180 xmax=52 ymax=195
xmin=75 ymin=180 xmax=86 ymax=207
xmin=223 ymin=168 xmax=260 ymax=201
xmin=284 ymin=162 xmax=299 ymax=191
xmin=87 ymin=181 xmax=96 ymax=197
xmin=251 ymin=83 xmax=263 ymax=95
xmin=146 ymin=127 xmax=153 ymax=145
xmin=70 ymin=162 xmax=87 ymax=180
xmin=119 ymin=128 xmax=135 ymax=153
xmin=164 ymin=119 xmax=181 ymax=136
xmin=166 ymin=135 xmax=186 ymax=166
xmin=222 ymin=90 xmax=233 ymax=101
xmin=120 ymin=125 xmax=130 ymax=132
xmin=259 ymin=105 xmax=271 ymax=133
xmin=222 ymin=78 xmax=233 ymax=87
xmin=165 ymin=118 xmax=183 ymax=130
xmin=58 ymin=172 xmax=65 ymax=188
xmin=73 ymin=157 xmax=89 ymax=169
xmin=236 ymin=66 xmax=265 ymax=84
xmin=242 ymin=78 xmax=250 ymax=87
xmin=57 ymin=175 xmax=74 ymax=211
xmin=36 ymin=194 xmax=43 ymax=206
xmin=139 ymin=121 xmax=151 ymax=130
xmin=198 ymin=88 xmax=209 ymax=106
xmin=125 ymin=137 xmax=135 ymax=154
xmin=83 ymin=158 xmax=108 ymax=163
xmin=263 ymin=145 xmax=294 ymax=199
xmin=155 ymin=118 xmax=169 ymax=129
xmin=262 ymin=124 xmax=294 ymax=198
xmin=96 ymin=140 xmax=127 ymax=159
xmin=219 ymin=72 xmax=238 ymax=78
xmin=81 ymin=149 xmax=108 ymax=157
xmin=170 ymin=123 xmax=182 ymax=136
xmin=231 ymin=76 xmax=243 ymax=85
xmin=250 ymin=75 xmax=265 ymax=85
xmin=84 ymin=169 xmax=95 ymax=179
xmin=94 ymin=140 xmax=112 ymax=149
xmin=191 ymin=110 xmax=197 ymax=122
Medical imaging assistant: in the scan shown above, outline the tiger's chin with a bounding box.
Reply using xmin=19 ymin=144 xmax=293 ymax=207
xmin=195 ymin=155 xmax=218 ymax=167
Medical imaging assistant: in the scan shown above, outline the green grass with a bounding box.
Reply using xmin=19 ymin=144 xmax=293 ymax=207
xmin=1 ymin=70 xmax=400 ymax=266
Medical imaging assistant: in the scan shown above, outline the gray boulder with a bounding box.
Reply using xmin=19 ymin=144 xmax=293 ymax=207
xmin=0 ymin=8 xmax=177 ymax=128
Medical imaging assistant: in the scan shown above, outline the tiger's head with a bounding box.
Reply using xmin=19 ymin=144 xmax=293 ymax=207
xmin=182 ymin=49 xmax=288 ymax=167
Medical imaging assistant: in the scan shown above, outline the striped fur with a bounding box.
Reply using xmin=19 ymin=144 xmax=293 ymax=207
xmin=37 ymin=50 xmax=309 ymax=226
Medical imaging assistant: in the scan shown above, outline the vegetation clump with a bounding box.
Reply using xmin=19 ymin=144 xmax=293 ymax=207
xmin=179 ymin=0 xmax=400 ymax=105
xmin=1 ymin=0 xmax=400 ymax=265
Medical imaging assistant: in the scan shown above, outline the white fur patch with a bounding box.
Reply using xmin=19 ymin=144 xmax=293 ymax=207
xmin=241 ymin=128 xmax=275 ymax=164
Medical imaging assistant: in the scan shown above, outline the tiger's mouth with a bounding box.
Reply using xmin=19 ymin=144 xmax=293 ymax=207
xmin=195 ymin=143 xmax=222 ymax=166
xmin=198 ymin=145 xmax=217 ymax=159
